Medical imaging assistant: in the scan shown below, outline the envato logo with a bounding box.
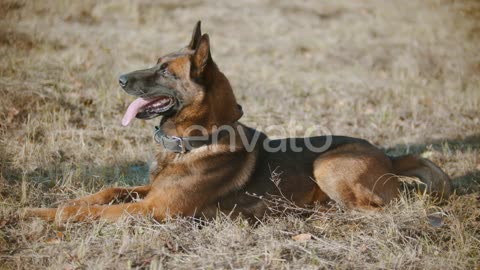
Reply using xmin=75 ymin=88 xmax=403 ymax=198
xmin=174 ymin=120 xmax=333 ymax=153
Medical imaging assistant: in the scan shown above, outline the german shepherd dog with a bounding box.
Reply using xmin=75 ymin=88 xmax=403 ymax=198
xmin=25 ymin=22 xmax=452 ymax=222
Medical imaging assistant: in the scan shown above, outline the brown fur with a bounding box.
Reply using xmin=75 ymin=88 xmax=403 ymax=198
xmin=24 ymin=22 xmax=452 ymax=223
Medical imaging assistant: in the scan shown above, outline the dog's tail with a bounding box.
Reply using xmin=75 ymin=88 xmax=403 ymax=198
xmin=390 ymin=154 xmax=452 ymax=200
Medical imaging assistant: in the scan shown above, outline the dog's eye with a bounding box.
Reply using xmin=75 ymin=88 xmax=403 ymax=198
xmin=160 ymin=63 xmax=169 ymax=71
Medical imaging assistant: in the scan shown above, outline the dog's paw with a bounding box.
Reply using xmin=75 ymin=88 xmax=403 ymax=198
xmin=18 ymin=207 xmax=39 ymax=219
xmin=20 ymin=207 xmax=55 ymax=221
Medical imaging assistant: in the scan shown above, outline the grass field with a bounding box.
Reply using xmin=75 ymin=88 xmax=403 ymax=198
xmin=1 ymin=0 xmax=479 ymax=269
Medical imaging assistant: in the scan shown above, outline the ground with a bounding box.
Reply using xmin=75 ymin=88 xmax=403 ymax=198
xmin=0 ymin=0 xmax=479 ymax=269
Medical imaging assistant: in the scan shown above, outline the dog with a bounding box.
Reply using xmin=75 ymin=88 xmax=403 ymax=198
xmin=25 ymin=21 xmax=452 ymax=222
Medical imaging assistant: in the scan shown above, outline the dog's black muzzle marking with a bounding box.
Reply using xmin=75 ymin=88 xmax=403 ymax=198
xmin=119 ymin=67 xmax=185 ymax=118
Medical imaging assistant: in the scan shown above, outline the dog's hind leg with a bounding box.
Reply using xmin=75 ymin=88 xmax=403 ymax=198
xmin=313 ymin=143 xmax=400 ymax=210
xmin=65 ymin=185 xmax=151 ymax=206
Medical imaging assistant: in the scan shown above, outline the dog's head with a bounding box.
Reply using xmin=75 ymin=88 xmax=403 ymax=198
xmin=119 ymin=21 xmax=242 ymax=134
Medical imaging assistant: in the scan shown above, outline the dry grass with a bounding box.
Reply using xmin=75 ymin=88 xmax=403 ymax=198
xmin=1 ymin=0 xmax=479 ymax=269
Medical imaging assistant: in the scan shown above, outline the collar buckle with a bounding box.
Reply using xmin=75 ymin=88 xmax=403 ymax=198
xmin=154 ymin=126 xmax=187 ymax=153
xmin=169 ymin=135 xmax=186 ymax=153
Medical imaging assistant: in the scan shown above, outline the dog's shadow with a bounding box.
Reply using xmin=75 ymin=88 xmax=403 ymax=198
xmin=385 ymin=134 xmax=480 ymax=195
xmin=2 ymin=160 xmax=151 ymax=206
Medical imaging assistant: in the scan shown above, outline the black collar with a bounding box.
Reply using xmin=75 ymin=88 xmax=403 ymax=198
xmin=153 ymin=124 xmax=231 ymax=153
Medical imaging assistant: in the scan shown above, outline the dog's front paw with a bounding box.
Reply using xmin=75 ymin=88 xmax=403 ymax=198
xmin=19 ymin=207 xmax=42 ymax=219
xmin=20 ymin=207 xmax=57 ymax=221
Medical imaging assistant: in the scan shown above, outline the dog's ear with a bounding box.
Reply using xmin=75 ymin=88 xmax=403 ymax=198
xmin=191 ymin=34 xmax=212 ymax=78
xmin=188 ymin=21 xmax=202 ymax=50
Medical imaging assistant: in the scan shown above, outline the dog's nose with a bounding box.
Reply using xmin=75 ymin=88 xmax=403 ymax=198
xmin=119 ymin=75 xmax=128 ymax=87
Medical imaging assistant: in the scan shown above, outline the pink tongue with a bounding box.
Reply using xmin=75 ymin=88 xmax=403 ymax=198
xmin=122 ymin=97 xmax=152 ymax=126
